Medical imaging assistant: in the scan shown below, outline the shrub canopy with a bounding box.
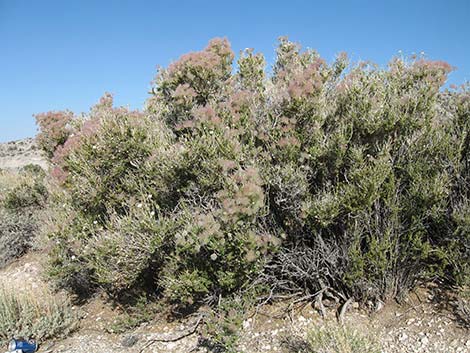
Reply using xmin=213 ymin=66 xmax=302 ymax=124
xmin=38 ymin=38 xmax=470 ymax=306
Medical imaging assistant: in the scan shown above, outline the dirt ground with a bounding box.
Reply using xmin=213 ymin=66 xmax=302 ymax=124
xmin=0 ymin=253 xmax=469 ymax=353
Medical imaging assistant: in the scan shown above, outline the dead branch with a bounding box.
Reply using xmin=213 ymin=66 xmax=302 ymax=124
xmin=139 ymin=314 xmax=205 ymax=353
xmin=337 ymin=297 xmax=353 ymax=325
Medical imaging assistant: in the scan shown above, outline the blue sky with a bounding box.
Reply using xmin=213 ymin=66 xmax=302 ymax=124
xmin=1 ymin=0 xmax=469 ymax=142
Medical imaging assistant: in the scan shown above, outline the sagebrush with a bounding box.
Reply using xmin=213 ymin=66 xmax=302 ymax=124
xmin=0 ymin=283 xmax=78 ymax=345
xmin=0 ymin=167 xmax=47 ymax=268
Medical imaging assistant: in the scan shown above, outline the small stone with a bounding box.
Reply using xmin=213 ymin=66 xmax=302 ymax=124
xmin=167 ymin=342 xmax=177 ymax=349
xmin=421 ymin=336 xmax=429 ymax=345
xmin=121 ymin=335 xmax=139 ymax=347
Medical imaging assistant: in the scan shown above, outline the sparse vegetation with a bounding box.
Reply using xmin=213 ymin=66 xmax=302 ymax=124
xmin=0 ymin=283 xmax=78 ymax=345
xmin=282 ymin=324 xmax=381 ymax=353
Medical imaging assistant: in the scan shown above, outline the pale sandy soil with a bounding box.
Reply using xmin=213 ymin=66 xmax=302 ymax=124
xmin=0 ymin=138 xmax=48 ymax=171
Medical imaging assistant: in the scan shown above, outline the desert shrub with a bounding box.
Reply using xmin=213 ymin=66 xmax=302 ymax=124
xmin=149 ymin=38 xmax=234 ymax=128
xmin=160 ymin=167 xmax=277 ymax=305
xmin=0 ymin=170 xmax=48 ymax=268
xmin=0 ymin=283 xmax=78 ymax=345
xmin=1 ymin=165 xmax=47 ymax=211
xmin=20 ymin=163 xmax=46 ymax=178
xmin=257 ymin=41 xmax=467 ymax=302
xmin=39 ymin=38 xmax=470 ymax=327
xmin=44 ymin=47 xmax=278 ymax=307
xmin=35 ymin=110 xmax=73 ymax=158
xmin=2 ymin=179 xmax=47 ymax=210
xmin=0 ymin=209 xmax=37 ymax=268
xmin=201 ymin=296 xmax=247 ymax=352
xmin=283 ymin=324 xmax=381 ymax=353
xmin=44 ymin=100 xmax=181 ymax=297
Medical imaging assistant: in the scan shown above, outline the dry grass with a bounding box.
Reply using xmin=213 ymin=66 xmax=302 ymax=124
xmin=0 ymin=282 xmax=78 ymax=345
xmin=283 ymin=323 xmax=381 ymax=353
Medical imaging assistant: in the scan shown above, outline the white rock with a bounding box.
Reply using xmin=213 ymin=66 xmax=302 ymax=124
xmin=167 ymin=342 xmax=177 ymax=349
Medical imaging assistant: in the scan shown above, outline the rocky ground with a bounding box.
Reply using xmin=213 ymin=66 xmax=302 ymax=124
xmin=0 ymin=138 xmax=48 ymax=171
xmin=1 ymin=253 xmax=469 ymax=353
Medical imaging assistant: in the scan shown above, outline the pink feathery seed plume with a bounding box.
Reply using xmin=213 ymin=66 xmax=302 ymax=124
xmin=51 ymin=166 xmax=69 ymax=184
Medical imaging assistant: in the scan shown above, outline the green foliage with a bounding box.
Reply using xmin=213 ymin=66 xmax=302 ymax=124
xmin=38 ymin=38 xmax=470 ymax=323
xmin=20 ymin=164 xmax=46 ymax=177
xmin=202 ymin=296 xmax=247 ymax=352
xmin=3 ymin=180 xmax=47 ymax=210
xmin=0 ymin=209 xmax=37 ymax=268
xmin=0 ymin=170 xmax=48 ymax=268
xmin=108 ymin=295 xmax=162 ymax=333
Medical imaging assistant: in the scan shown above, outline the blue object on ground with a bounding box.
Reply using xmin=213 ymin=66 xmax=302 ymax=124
xmin=8 ymin=339 xmax=38 ymax=353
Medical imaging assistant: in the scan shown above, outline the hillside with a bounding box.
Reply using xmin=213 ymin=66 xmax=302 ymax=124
xmin=0 ymin=138 xmax=48 ymax=171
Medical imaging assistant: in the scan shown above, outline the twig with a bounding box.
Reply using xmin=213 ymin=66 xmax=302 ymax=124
xmin=316 ymin=289 xmax=327 ymax=318
xmin=139 ymin=314 xmax=205 ymax=353
xmin=337 ymin=297 xmax=353 ymax=325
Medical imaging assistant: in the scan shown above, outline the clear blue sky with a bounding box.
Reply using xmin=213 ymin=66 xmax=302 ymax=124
xmin=1 ymin=0 xmax=469 ymax=142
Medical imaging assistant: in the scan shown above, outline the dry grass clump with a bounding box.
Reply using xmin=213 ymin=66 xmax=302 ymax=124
xmin=0 ymin=283 xmax=78 ymax=345
xmin=283 ymin=324 xmax=381 ymax=353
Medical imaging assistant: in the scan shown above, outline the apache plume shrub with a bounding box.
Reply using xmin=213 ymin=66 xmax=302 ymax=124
xmin=40 ymin=37 xmax=470 ymax=312
xmin=35 ymin=110 xmax=74 ymax=158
